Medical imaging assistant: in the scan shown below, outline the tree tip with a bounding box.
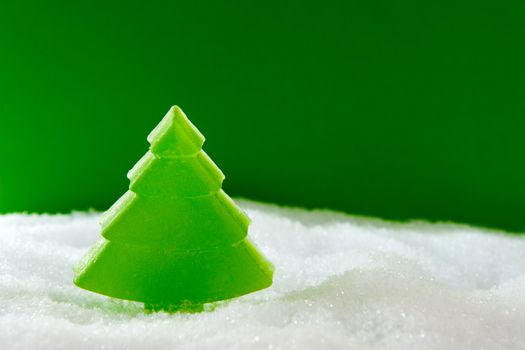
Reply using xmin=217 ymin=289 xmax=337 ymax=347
xmin=168 ymin=105 xmax=185 ymax=118
xmin=147 ymin=105 xmax=205 ymax=157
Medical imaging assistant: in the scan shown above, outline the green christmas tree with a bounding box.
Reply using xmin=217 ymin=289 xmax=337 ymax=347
xmin=74 ymin=106 xmax=274 ymax=312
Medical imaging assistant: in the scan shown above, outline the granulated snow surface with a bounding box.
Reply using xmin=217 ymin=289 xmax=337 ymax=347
xmin=1 ymin=200 xmax=525 ymax=350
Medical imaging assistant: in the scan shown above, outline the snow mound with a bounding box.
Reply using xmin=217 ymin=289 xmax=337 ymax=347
xmin=1 ymin=200 xmax=525 ymax=350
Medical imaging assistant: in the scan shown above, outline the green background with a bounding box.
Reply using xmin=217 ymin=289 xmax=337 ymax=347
xmin=1 ymin=1 xmax=524 ymax=231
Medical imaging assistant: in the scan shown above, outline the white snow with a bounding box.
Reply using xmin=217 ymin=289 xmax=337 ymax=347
xmin=1 ymin=200 xmax=525 ymax=350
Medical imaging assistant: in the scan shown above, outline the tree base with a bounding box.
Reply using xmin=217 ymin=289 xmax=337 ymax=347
xmin=144 ymin=301 xmax=205 ymax=313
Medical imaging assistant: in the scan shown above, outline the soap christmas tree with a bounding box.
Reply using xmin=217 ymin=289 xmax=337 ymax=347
xmin=74 ymin=106 xmax=274 ymax=312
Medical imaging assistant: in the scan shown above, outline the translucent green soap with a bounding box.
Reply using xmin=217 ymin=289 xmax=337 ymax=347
xmin=74 ymin=106 xmax=274 ymax=312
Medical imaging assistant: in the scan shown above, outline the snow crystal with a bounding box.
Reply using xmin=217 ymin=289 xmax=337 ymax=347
xmin=1 ymin=200 xmax=525 ymax=349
